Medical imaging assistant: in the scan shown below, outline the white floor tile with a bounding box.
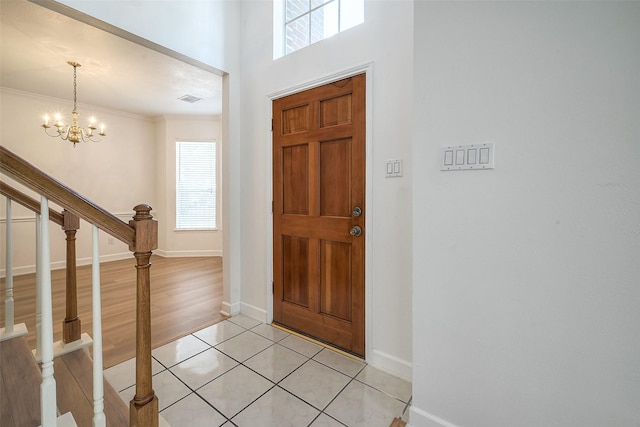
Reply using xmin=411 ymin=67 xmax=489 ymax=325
xmin=161 ymin=393 xmax=227 ymax=427
xmin=355 ymin=365 xmax=412 ymax=403
xmin=112 ymin=320 xmax=414 ymax=427
xmin=279 ymin=334 xmax=323 ymax=358
xmin=313 ymin=348 xmax=366 ymax=378
xmin=150 ymin=370 xmax=192 ymax=411
xmin=250 ymin=323 xmax=290 ymax=342
xmin=310 ymin=413 xmax=347 ymax=426
xmin=244 ymin=343 xmax=308 ymax=383
xmin=152 ymin=334 xmax=210 ymax=368
xmin=227 ymin=313 xmax=262 ymax=329
xmin=170 ymin=347 xmax=238 ymax=390
xmin=279 ymin=360 xmax=350 ymax=410
xmin=402 ymin=403 xmax=411 ymax=423
xmin=325 ymin=380 xmax=406 ymax=427
xmin=105 ymin=357 xmax=165 ymax=392
xmin=197 ymin=365 xmax=274 ymax=418
xmin=231 ymin=386 xmax=319 ymax=427
xmin=193 ymin=320 xmax=246 ymax=346
xmin=118 ymin=385 xmax=135 ymax=405
xmin=119 ymin=370 xmax=191 ymax=411
xmin=214 ymin=330 xmax=274 ymax=362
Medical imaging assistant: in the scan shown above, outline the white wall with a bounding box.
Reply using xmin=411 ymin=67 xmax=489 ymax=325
xmin=0 ymin=88 xmax=156 ymax=273
xmin=154 ymin=116 xmax=223 ymax=257
xmin=237 ymin=0 xmax=414 ymax=378
xmin=58 ymin=0 xmax=230 ymax=71
xmin=412 ymin=2 xmax=640 ymax=426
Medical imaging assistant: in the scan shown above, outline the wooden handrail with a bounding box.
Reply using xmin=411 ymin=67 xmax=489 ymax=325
xmin=0 ymin=181 xmax=64 ymax=226
xmin=1 ymin=145 xmax=159 ymax=426
xmin=0 ymin=146 xmax=134 ymax=246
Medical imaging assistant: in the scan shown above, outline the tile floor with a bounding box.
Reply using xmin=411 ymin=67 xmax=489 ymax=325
xmin=105 ymin=314 xmax=412 ymax=427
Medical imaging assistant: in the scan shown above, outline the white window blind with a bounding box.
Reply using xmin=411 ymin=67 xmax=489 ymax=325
xmin=176 ymin=141 xmax=216 ymax=230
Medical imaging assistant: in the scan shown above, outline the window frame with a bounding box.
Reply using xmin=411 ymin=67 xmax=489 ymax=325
xmin=175 ymin=140 xmax=218 ymax=231
xmin=275 ymin=0 xmax=364 ymax=58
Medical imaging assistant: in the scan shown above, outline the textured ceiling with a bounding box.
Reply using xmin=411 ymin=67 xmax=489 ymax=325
xmin=0 ymin=0 xmax=222 ymax=117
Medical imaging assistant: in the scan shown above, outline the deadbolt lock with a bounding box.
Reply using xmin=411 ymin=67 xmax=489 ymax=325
xmin=352 ymin=206 xmax=362 ymax=217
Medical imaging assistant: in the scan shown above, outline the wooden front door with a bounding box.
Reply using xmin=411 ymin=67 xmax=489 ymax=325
xmin=273 ymin=74 xmax=365 ymax=356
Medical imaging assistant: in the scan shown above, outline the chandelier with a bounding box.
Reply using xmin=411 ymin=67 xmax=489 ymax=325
xmin=42 ymin=61 xmax=106 ymax=146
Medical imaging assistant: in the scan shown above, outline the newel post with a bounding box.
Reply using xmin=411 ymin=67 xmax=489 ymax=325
xmin=128 ymin=204 xmax=159 ymax=427
xmin=62 ymin=210 xmax=81 ymax=343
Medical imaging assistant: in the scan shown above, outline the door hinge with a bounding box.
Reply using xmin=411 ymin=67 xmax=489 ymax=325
xmin=272 ymin=281 xmax=275 ymax=294
xmin=271 ymin=118 xmax=274 ymax=131
xmin=272 ymin=201 xmax=274 ymax=213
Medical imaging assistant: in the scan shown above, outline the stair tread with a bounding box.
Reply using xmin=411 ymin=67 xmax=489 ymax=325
xmin=1 ymin=338 xmax=129 ymax=427
xmin=0 ymin=336 xmax=41 ymax=427
xmin=56 ymin=349 xmax=129 ymax=427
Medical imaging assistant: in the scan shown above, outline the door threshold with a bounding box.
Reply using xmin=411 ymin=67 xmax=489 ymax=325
xmin=271 ymin=323 xmax=365 ymax=362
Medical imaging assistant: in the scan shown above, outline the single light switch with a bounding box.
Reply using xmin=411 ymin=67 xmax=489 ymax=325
xmin=467 ymin=149 xmax=477 ymax=164
xmin=455 ymin=150 xmax=465 ymax=165
xmin=444 ymin=150 xmax=454 ymax=165
xmin=479 ymin=148 xmax=489 ymax=164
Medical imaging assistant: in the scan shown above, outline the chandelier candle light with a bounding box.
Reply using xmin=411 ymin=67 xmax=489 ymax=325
xmin=42 ymin=61 xmax=106 ymax=146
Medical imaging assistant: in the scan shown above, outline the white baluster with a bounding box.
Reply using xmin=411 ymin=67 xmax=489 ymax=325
xmin=1 ymin=199 xmax=27 ymax=341
xmin=92 ymin=225 xmax=106 ymax=427
xmin=35 ymin=213 xmax=43 ymax=359
xmin=39 ymin=196 xmax=56 ymax=427
xmin=4 ymin=199 xmax=14 ymax=333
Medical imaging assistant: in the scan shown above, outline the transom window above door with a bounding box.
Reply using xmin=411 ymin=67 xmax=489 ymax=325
xmin=274 ymin=0 xmax=364 ymax=58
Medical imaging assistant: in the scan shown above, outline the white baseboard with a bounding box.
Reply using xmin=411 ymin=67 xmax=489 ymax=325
xmin=221 ymin=301 xmax=240 ymax=317
xmin=240 ymin=302 xmax=267 ymax=323
xmin=0 ymin=252 xmax=132 ymax=278
xmin=0 ymin=250 xmax=224 ymax=277
xmin=368 ymin=349 xmax=412 ymax=382
xmin=155 ymin=249 xmax=222 ymax=258
xmin=409 ymin=406 xmax=459 ymax=427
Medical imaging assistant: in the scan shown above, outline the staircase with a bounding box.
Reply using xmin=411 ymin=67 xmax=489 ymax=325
xmin=1 ymin=145 xmax=160 ymax=426
xmin=1 ymin=335 xmax=129 ymax=427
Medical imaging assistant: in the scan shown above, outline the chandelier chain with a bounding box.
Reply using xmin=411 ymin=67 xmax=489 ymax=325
xmin=72 ymin=64 xmax=78 ymax=112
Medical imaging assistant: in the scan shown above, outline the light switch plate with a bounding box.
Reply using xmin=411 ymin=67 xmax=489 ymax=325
xmin=441 ymin=143 xmax=494 ymax=171
xmin=385 ymin=159 xmax=403 ymax=177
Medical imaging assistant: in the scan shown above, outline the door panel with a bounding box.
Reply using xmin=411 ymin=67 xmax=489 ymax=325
xmin=320 ymin=138 xmax=351 ymax=217
xmin=320 ymin=240 xmax=352 ymax=321
xmin=282 ymin=144 xmax=309 ymax=215
xmin=282 ymin=235 xmax=310 ymax=307
xmin=273 ymin=74 xmax=365 ymax=356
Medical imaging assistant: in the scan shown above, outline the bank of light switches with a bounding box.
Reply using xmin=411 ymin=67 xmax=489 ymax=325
xmin=440 ymin=143 xmax=494 ymax=171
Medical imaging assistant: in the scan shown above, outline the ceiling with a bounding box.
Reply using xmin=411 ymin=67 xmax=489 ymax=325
xmin=0 ymin=0 xmax=223 ymax=117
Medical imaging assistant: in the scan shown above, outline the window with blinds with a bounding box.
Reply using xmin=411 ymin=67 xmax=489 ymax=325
xmin=176 ymin=141 xmax=216 ymax=230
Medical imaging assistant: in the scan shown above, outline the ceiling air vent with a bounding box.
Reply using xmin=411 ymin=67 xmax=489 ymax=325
xmin=178 ymin=94 xmax=203 ymax=104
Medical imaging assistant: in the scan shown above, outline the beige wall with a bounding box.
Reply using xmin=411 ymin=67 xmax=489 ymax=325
xmin=1 ymin=88 xmax=222 ymax=274
xmin=154 ymin=115 xmax=223 ymax=257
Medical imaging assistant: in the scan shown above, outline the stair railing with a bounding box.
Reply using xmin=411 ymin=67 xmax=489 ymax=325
xmin=0 ymin=145 xmax=159 ymax=426
xmin=1 ymin=182 xmax=82 ymax=351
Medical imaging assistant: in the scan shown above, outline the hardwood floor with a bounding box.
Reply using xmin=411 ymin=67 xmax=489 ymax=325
xmin=0 ymin=256 xmax=225 ymax=368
